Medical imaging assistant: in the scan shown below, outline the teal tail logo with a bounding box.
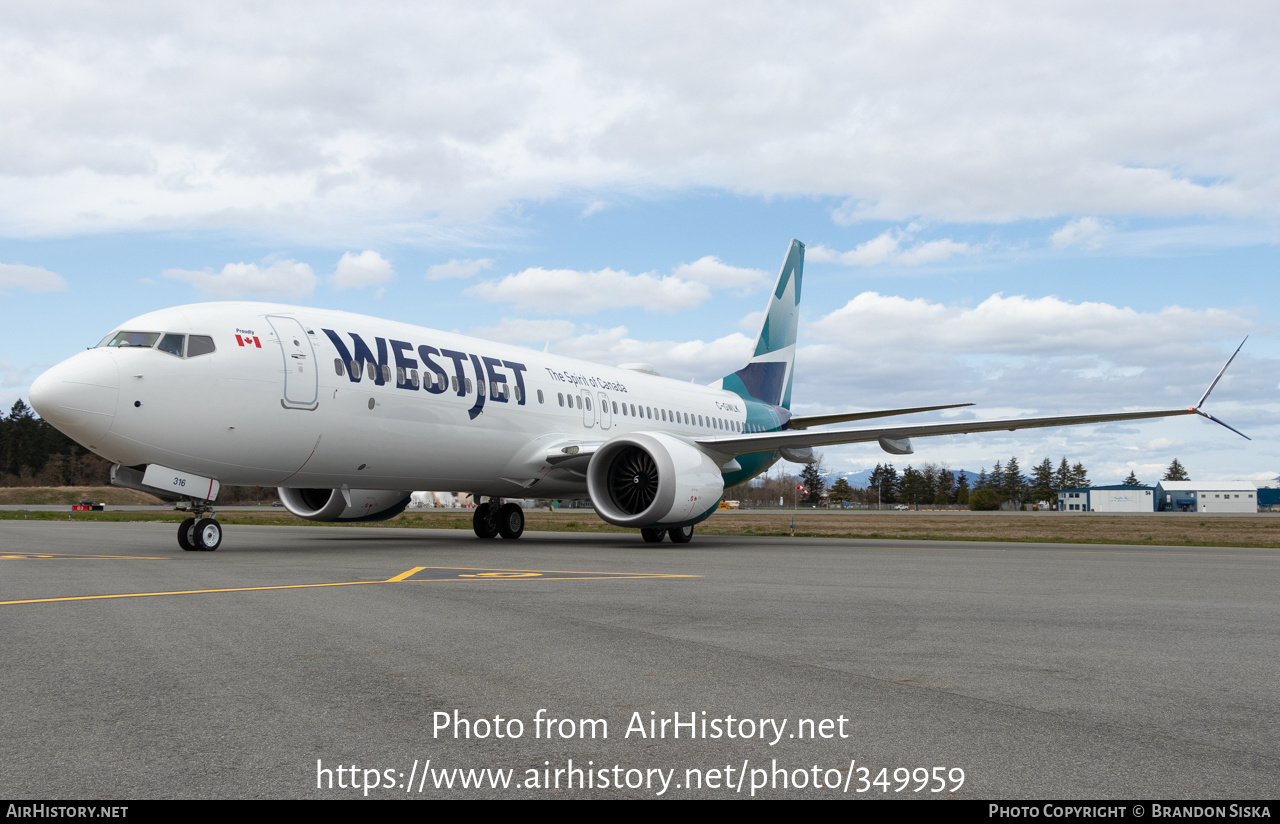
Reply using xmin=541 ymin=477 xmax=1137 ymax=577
xmin=720 ymin=239 xmax=802 ymax=409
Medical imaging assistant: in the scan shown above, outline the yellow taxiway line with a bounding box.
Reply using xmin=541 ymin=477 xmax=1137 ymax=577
xmin=0 ymin=565 xmax=697 ymax=606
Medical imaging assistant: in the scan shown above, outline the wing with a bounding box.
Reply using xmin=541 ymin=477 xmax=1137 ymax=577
xmin=695 ymin=407 xmax=1202 ymax=456
xmin=787 ymin=402 xmax=973 ymax=429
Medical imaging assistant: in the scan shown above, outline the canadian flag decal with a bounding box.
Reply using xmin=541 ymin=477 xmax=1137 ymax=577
xmin=236 ymin=334 xmax=262 ymax=348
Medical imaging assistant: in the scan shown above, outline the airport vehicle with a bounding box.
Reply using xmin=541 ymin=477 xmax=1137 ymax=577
xmin=28 ymin=241 xmax=1244 ymax=550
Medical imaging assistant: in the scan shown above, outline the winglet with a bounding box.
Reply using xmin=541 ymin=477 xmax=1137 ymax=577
xmin=1193 ymin=337 xmax=1249 ymax=439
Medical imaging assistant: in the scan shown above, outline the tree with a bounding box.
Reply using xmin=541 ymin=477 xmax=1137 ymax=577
xmin=1029 ymin=457 xmax=1056 ymax=504
xmin=867 ymin=463 xmax=898 ymax=505
xmin=1003 ymin=456 xmax=1025 ymax=506
xmin=1122 ymin=471 xmax=1141 ymax=486
xmin=1054 ymin=457 xmax=1072 ymax=491
xmin=899 ymin=465 xmax=929 ymax=506
xmin=955 ymin=472 xmax=971 ymax=506
xmin=934 ymin=468 xmax=956 ymax=505
xmin=1163 ymin=459 xmax=1189 ymax=481
xmin=969 ymin=488 xmax=1003 ymax=511
xmin=988 ymin=460 xmax=1005 ymax=498
xmin=828 ymin=477 xmax=854 ymax=505
xmin=799 ymin=457 xmax=826 ymax=506
xmin=1069 ymin=461 xmax=1090 ymax=488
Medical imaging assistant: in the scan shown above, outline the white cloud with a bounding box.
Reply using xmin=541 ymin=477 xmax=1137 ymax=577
xmin=1 ymin=6 xmax=1277 ymax=239
xmin=425 ymin=258 xmax=494 ymax=281
xmin=550 ymin=327 xmax=754 ymax=383
xmin=1051 ymin=217 xmax=1112 ymax=249
xmin=466 ymin=267 xmax=711 ymax=314
xmin=581 ymin=200 xmax=609 ymax=218
xmin=738 ymin=310 xmax=766 ymax=332
xmin=808 ymin=228 xmax=975 ymax=267
xmin=807 ymin=292 xmax=1243 ymax=356
xmin=331 ymin=250 xmax=393 ymax=290
xmin=164 ymin=259 xmax=317 ymax=298
xmin=469 ymin=318 xmax=576 ymax=345
xmin=671 ymin=256 xmax=768 ymax=292
xmin=0 ymin=263 xmax=66 ymax=292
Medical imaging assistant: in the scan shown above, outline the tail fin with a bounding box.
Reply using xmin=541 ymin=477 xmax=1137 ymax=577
xmin=720 ymin=239 xmax=803 ymax=409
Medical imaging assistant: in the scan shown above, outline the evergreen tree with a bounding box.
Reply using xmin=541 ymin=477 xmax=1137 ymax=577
xmin=1029 ymin=457 xmax=1056 ymax=504
xmin=1163 ymin=459 xmax=1189 ymax=481
xmin=799 ymin=457 xmax=826 ymax=506
xmin=1003 ymin=456 xmax=1025 ymax=506
xmin=1054 ymin=457 xmax=1072 ymax=491
xmin=1122 ymin=471 xmax=1141 ymax=486
xmin=899 ymin=466 xmax=928 ymax=506
xmin=989 ymin=460 xmax=1005 ymax=499
xmin=955 ymin=473 xmax=971 ymax=505
xmin=1069 ymin=461 xmax=1090 ymax=488
xmin=934 ymin=468 xmax=956 ymax=505
xmin=921 ymin=464 xmax=939 ymax=504
xmin=867 ymin=463 xmax=898 ymax=505
xmin=828 ymin=478 xmax=854 ymax=505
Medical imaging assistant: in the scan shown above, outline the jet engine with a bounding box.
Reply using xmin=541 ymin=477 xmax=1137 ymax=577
xmin=586 ymin=432 xmax=724 ymax=528
xmin=277 ymin=487 xmax=412 ymax=522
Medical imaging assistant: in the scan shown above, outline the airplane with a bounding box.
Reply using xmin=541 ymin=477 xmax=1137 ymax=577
xmin=28 ymin=240 xmax=1246 ymax=551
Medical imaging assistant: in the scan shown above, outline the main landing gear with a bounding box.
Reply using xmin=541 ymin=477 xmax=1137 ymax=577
xmin=176 ymin=501 xmax=222 ymax=551
xmin=641 ymin=525 xmax=694 ymax=543
xmin=473 ymin=500 xmax=526 ymax=540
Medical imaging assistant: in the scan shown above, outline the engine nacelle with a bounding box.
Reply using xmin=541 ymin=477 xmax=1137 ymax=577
xmin=586 ymin=432 xmax=724 ymax=528
xmin=878 ymin=436 xmax=914 ymax=455
xmin=277 ymin=487 xmax=412 ymax=522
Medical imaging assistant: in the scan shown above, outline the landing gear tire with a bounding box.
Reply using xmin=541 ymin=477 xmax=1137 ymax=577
xmin=497 ymin=503 xmax=525 ymax=539
xmin=194 ymin=518 xmax=222 ymax=551
xmin=178 ymin=518 xmax=197 ymax=551
xmin=640 ymin=527 xmax=665 ymax=543
xmin=668 ymin=525 xmax=694 ymax=544
xmin=473 ymin=502 xmax=498 ymax=539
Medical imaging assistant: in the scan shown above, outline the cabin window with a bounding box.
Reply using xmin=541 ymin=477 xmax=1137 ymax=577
xmin=698 ymin=415 xmax=703 ymax=426
xmin=465 ymin=378 xmax=473 ymax=394
xmin=585 ymin=397 xmax=592 ymax=411
xmin=557 ymin=392 xmax=564 ymax=407
xmin=397 ymin=367 xmax=406 ymax=385
xmin=612 ymin=401 xmax=617 ymax=414
xmin=366 ymin=362 xmax=376 ymax=381
xmin=186 ymin=335 xmax=216 ymax=357
xmin=410 ymin=369 xmax=419 ymax=388
xmin=334 ymin=358 xmax=344 ymax=376
xmin=156 ymin=333 xmax=185 ymax=357
xmin=383 ymin=365 xmax=392 ymax=383
xmin=576 ymin=395 xmax=582 ymax=409
xmin=477 ymin=379 xmax=486 ymax=397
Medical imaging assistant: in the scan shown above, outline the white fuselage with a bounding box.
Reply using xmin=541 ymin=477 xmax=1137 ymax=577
xmin=31 ymin=302 xmax=757 ymax=498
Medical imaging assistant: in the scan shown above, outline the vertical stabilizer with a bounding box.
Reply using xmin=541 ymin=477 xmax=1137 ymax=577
xmin=720 ymin=239 xmax=803 ymax=409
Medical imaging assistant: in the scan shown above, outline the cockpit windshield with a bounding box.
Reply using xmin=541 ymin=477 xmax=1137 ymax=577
xmin=98 ymin=331 xmax=217 ymax=358
xmin=103 ymin=331 xmax=161 ymax=348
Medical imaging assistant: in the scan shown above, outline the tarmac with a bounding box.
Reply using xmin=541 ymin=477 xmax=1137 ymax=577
xmin=1 ymin=520 xmax=1276 ymax=799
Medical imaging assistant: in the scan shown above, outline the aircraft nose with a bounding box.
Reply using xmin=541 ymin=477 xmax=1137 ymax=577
xmin=29 ymin=349 xmax=120 ymax=445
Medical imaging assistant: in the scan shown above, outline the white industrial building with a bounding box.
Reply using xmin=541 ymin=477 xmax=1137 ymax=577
xmin=1154 ymin=481 xmax=1258 ymax=513
xmin=1058 ymin=485 xmax=1155 ymax=512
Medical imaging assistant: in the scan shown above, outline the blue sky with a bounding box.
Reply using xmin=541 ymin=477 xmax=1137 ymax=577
xmin=2 ymin=2 xmax=1277 ymax=485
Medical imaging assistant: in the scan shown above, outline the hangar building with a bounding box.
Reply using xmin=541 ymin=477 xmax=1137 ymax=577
xmin=1058 ymin=485 xmax=1155 ymax=512
xmin=1155 ymin=481 xmax=1257 ymax=513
